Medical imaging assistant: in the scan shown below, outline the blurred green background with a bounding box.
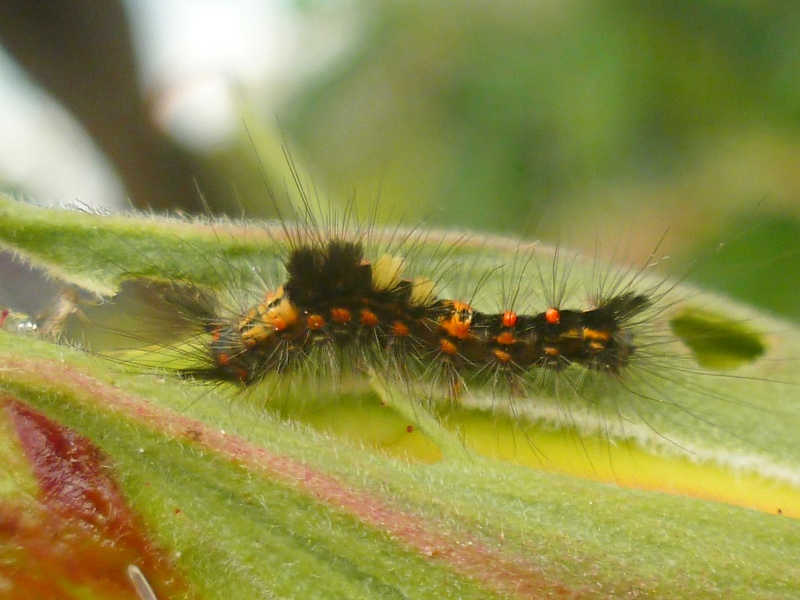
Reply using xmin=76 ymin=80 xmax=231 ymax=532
xmin=0 ymin=0 xmax=798 ymax=319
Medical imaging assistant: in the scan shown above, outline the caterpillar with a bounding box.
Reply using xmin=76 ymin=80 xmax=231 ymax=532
xmin=183 ymin=234 xmax=650 ymax=388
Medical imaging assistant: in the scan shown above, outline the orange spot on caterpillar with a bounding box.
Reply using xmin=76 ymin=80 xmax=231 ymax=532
xmin=440 ymin=339 xmax=458 ymax=355
xmin=307 ymin=314 xmax=325 ymax=330
xmin=583 ymin=328 xmax=611 ymax=342
xmin=330 ymin=307 xmax=352 ymax=324
xmin=267 ymin=297 xmax=299 ymax=332
xmin=545 ymin=307 xmax=560 ymax=324
xmin=502 ymin=311 xmax=517 ymax=327
xmin=495 ymin=332 xmax=516 ymax=346
xmin=493 ymin=349 xmax=512 ymax=364
xmin=238 ymin=289 xmax=299 ymax=340
xmin=360 ymin=309 xmax=379 ymax=327
xmin=440 ymin=301 xmax=473 ymax=338
xmin=392 ymin=321 xmax=410 ymax=337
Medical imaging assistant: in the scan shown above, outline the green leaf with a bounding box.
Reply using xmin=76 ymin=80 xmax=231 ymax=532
xmin=1 ymin=195 xmax=799 ymax=598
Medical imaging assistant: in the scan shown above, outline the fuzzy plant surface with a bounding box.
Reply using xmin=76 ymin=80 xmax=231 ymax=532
xmin=1 ymin=195 xmax=799 ymax=599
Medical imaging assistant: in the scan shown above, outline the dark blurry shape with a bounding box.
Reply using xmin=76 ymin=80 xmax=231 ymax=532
xmin=670 ymin=309 xmax=766 ymax=370
xmin=0 ymin=0 xmax=230 ymax=213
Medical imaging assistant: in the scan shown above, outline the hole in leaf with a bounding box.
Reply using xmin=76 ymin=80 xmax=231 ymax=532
xmin=670 ymin=309 xmax=765 ymax=370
